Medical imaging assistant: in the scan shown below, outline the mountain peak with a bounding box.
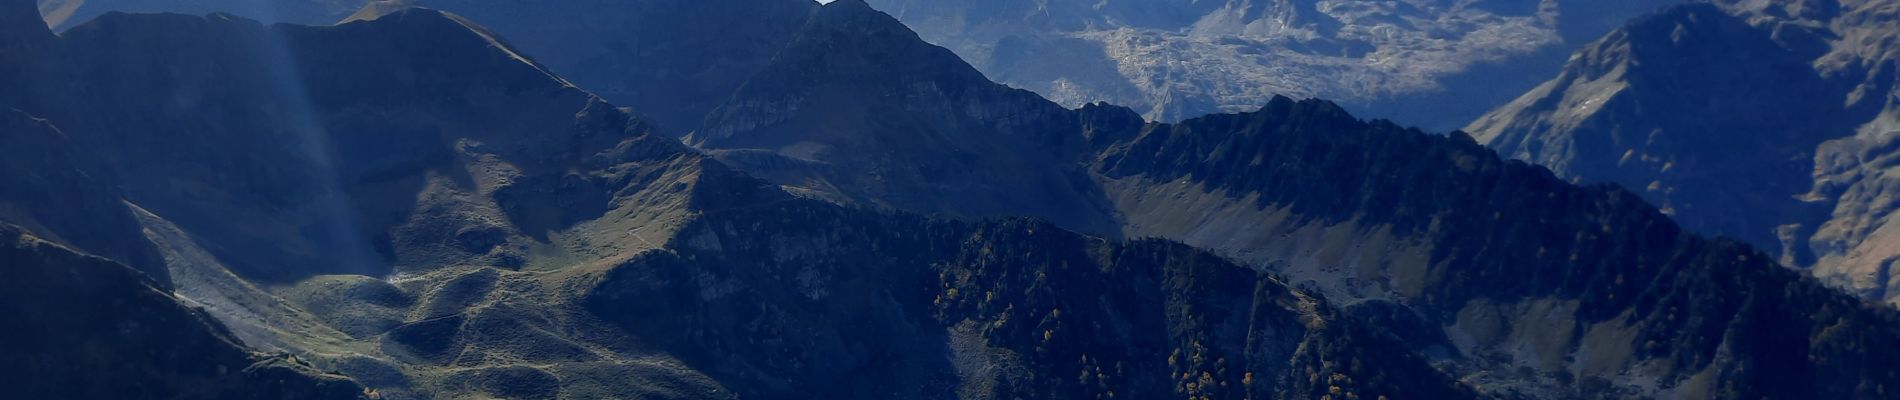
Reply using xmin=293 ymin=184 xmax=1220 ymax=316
xmin=807 ymin=0 xmax=918 ymax=40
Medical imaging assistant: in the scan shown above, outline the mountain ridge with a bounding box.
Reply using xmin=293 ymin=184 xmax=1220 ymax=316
xmin=1469 ymin=0 xmax=1900 ymax=305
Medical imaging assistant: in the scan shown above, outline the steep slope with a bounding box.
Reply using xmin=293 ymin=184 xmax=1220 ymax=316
xmin=865 ymin=0 xmax=1684 ymax=128
xmin=1469 ymin=0 xmax=1900 ymax=304
xmin=0 ymin=225 xmax=366 ymax=400
xmin=694 ymin=0 xmax=1121 ymax=235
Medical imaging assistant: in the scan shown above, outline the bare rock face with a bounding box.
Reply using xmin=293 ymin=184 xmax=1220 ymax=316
xmin=863 ymin=0 xmax=1684 ymax=129
xmin=1469 ymin=0 xmax=1900 ymax=306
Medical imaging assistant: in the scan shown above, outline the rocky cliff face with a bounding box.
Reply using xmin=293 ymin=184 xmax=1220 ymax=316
xmin=863 ymin=0 xmax=1685 ymax=129
xmin=1469 ymin=0 xmax=1900 ymax=305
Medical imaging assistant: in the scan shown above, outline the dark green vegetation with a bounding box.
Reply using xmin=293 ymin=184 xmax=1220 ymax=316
xmin=6 ymin=0 xmax=1900 ymax=399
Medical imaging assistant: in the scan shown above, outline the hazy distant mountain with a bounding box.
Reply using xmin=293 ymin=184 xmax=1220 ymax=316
xmin=1470 ymin=0 xmax=1900 ymax=305
xmin=861 ymin=0 xmax=1685 ymax=129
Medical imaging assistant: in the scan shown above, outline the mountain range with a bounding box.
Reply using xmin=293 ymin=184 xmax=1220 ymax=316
xmin=6 ymin=0 xmax=1900 ymax=399
xmin=861 ymin=0 xmax=1689 ymax=129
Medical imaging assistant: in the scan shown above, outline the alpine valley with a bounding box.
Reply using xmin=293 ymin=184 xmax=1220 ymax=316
xmin=4 ymin=0 xmax=1900 ymax=399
